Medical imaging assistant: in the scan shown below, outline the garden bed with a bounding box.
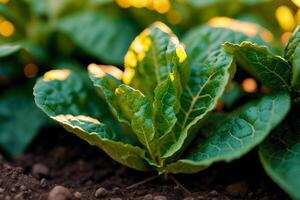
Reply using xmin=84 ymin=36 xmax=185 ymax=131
xmin=0 ymin=127 xmax=290 ymax=200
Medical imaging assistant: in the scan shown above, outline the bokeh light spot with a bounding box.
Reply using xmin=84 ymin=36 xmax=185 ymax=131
xmin=0 ymin=21 xmax=15 ymax=37
xmin=242 ymin=78 xmax=257 ymax=93
xmin=24 ymin=64 xmax=39 ymax=79
xmin=275 ymin=6 xmax=295 ymax=31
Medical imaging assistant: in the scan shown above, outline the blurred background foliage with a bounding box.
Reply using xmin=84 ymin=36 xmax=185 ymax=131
xmin=0 ymin=0 xmax=299 ymax=157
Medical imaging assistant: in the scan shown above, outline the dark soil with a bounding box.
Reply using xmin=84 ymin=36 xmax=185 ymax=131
xmin=0 ymin=127 xmax=291 ymax=200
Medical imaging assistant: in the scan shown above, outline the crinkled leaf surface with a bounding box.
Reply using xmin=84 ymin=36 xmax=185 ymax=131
xmin=58 ymin=11 xmax=138 ymax=65
xmin=225 ymin=42 xmax=291 ymax=92
xmin=259 ymin=114 xmax=300 ymax=200
xmin=88 ymin=65 xmax=131 ymax=125
xmin=114 ymin=84 xmax=156 ymax=160
xmin=154 ymin=73 xmax=180 ymax=138
xmin=166 ymin=94 xmax=290 ymax=174
xmin=0 ymin=88 xmax=47 ymax=157
xmin=34 ymin=69 xmax=150 ymax=171
xmin=162 ymin=26 xmax=263 ymax=159
xmin=285 ymin=26 xmax=300 ymax=92
xmin=123 ymin=22 xmax=189 ymax=101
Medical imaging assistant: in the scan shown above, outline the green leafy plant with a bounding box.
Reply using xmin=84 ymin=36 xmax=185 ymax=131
xmin=224 ymin=25 xmax=300 ymax=200
xmin=0 ymin=0 xmax=290 ymax=157
xmin=34 ymin=22 xmax=290 ymax=176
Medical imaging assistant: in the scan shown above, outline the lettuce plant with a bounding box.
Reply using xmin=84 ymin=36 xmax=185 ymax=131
xmin=34 ymin=22 xmax=290 ymax=175
xmin=224 ymin=26 xmax=300 ymax=200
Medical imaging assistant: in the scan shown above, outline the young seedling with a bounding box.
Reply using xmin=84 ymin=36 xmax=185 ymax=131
xmin=224 ymin=25 xmax=300 ymax=200
xmin=34 ymin=22 xmax=289 ymax=189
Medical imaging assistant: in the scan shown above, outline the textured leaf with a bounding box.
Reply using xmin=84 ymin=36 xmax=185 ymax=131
xmin=285 ymin=26 xmax=300 ymax=64
xmin=284 ymin=26 xmax=300 ymax=91
xmin=114 ymin=84 xmax=156 ymax=161
xmin=166 ymin=94 xmax=291 ymax=174
xmin=58 ymin=11 xmax=138 ymax=65
xmin=259 ymin=114 xmax=300 ymax=200
xmin=34 ymin=69 xmax=150 ymax=170
xmin=88 ymin=64 xmax=130 ymax=125
xmin=225 ymin=42 xmax=291 ymax=92
xmin=153 ymin=73 xmax=180 ymax=138
xmin=0 ymin=88 xmax=47 ymax=157
xmin=162 ymin=26 xmax=261 ymax=158
xmin=123 ymin=22 xmax=189 ymax=101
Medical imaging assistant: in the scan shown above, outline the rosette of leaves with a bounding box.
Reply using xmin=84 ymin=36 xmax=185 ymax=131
xmin=34 ymin=22 xmax=290 ymax=174
xmin=224 ymin=25 xmax=300 ymax=200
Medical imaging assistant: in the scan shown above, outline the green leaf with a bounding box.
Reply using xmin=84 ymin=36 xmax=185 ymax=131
xmin=224 ymin=42 xmax=291 ymax=92
xmin=161 ymin=26 xmax=258 ymax=158
xmin=166 ymin=94 xmax=291 ymax=174
xmin=0 ymin=88 xmax=47 ymax=157
xmin=284 ymin=26 xmax=300 ymax=91
xmin=123 ymin=22 xmax=189 ymax=101
xmin=259 ymin=115 xmax=300 ymax=200
xmin=114 ymin=84 xmax=156 ymax=161
xmin=285 ymin=26 xmax=300 ymax=63
xmin=34 ymin=69 xmax=150 ymax=170
xmin=53 ymin=114 xmax=150 ymax=171
xmin=88 ymin=64 xmax=131 ymax=125
xmin=57 ymin=11 xmax=138 ymax=65
xmin=0 ymin=45 xmax=21 ymax=57
xmin=154 ymin=73 xmax=180 ymax=138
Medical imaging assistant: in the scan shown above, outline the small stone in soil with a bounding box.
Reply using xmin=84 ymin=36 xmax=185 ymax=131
xmin=197 ymin=195 xmax=205 ymax=200
xmin=0 ymin=188 xmax=4 ymax=193
xmin=209 ymin=190 xmax=219 ymax=196
xmin=11 ymin=187 xmax=16 ymax=192
xmin=143 ymin=194 xmax=153 ymax=200
xmin=74 ymin=191 xmax=82 ymax=199
xmin=153 ymin=195 xmax=167 ymax=200
xmin=183 ymin=197 xmax=194 ymax=200
xmin=14 ymin=192 xmax=24 ymax=200
xmin=110 ymin=198 xmax=122 ymax=200
xmin=20 ymin=185 xmax=26 ymax=191
xmin=112 ymin=186 xmax=121 ymax=195
xmin=225 ymin=181 xmax=249 ymax=197
xmin=4 ymin=195 xmax=11 ymax=200
xmin=95 ymin=187 xmax=108 ymax=198
xmin=48 ymin=185 xmax=72 ymax=200
xmin=40 ymin=178 xmax=48 ymax=188
xmin=32 ymin=163 xmax=49 ymax=178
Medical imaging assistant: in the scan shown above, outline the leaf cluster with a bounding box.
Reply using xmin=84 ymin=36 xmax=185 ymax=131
xmin=34 ymin=22 xmax=291 ymax=177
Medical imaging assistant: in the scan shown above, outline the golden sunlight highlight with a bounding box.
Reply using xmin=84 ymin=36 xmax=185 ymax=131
xmin=54 ymin=115 xmax=101 ymax=125
xmin=276 ymin=6 xmax=296 ymax=31
xmin=292 ymin=0 xmax=300 ymax=7
xmin=0 ymin=0 xmax=9 ymax=4
xmin=88 ymin=63 xmax=123 ymax=80
xmin=43 ymin=69 xmax=71 ymax=81
xmin=0 ymin=20 xmax=15 ymax=37
xmin=208 ymin=17 xmax=274 ymax=43
xmin=116 ymin=0 xmax=171 ymax=14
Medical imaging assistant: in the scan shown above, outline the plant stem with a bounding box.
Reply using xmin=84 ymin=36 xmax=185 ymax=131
xmin=126 ymin=175 xmax=160 ymax=189
xmin=169 ymin=175 xmax=191 ymax=195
